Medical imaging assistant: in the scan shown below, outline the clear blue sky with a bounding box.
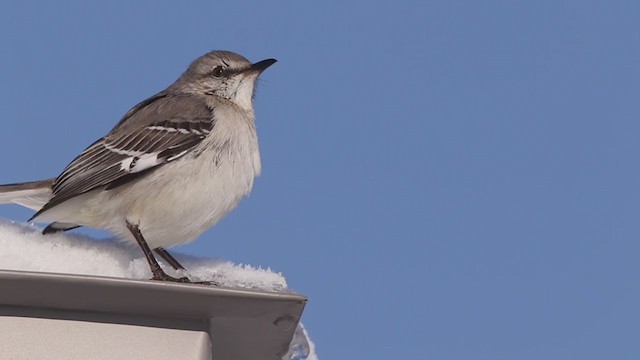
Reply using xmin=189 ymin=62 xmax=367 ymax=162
xmin=0 ymin=1 xmax=638 ymax=359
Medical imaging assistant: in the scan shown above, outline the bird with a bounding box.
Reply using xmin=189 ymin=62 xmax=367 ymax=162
xmin=0 ymin=50 xmax=277 ymax=283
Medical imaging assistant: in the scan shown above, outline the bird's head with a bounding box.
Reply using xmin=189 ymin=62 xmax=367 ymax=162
xmin=172 ymin=50 xmax=277 ymax=112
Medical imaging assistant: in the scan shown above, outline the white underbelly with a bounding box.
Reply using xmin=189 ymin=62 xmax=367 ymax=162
xmin=104 ymin=150 xmax=258 ymax=248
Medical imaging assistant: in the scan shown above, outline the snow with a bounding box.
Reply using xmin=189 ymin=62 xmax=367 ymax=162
xmin=0 ymin=218 xmax=317 ymax=359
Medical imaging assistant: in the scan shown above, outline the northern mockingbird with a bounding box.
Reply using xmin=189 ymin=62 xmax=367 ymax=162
xmin=0 ymin=50 xmax=276 ymax=283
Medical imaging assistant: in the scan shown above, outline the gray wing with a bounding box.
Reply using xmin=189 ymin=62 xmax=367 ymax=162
xmin=33 ymin=94 xmax=214 ymax=217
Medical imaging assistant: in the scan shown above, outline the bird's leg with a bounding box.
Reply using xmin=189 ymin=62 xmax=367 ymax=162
xmin=154 ymin=247 xmax=186 ymax=271
xmin=125 ymin=221 xmax=190 ymax=283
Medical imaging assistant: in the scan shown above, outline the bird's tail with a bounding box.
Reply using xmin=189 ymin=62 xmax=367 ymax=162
xmin=0 ymin=179 xmax=54 ymax=211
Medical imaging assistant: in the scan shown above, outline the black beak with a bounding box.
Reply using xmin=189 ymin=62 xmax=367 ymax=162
xmin=250 ymin=58 xmax=277 ymax=73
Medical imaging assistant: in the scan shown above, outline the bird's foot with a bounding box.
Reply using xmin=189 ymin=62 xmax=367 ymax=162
xmin=191 ymin=280 xmax=220 ymax=286
xmin=150 ymin=270 xmax=219 ymax=286
xmin=151 ymin=272 xmax=191 ymax=283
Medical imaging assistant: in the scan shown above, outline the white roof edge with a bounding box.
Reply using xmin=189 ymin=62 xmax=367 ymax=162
xmin=0 ymin=270 xmax=308 ymax=360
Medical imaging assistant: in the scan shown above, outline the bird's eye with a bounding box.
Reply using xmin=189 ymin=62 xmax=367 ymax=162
xmin=211 ymin=66 xmax=225 ymax=77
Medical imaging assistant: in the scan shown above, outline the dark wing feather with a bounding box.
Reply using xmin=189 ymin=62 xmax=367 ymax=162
xmin=33 ymin=94 xmax=214 ymax=218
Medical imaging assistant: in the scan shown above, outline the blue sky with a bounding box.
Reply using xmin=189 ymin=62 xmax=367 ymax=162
xmin=1 ymin=1 xmax=639 ymax=359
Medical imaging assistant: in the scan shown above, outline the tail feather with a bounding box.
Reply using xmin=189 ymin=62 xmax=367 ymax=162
xmin=0 ymin=179 xmax=54 ymax=211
